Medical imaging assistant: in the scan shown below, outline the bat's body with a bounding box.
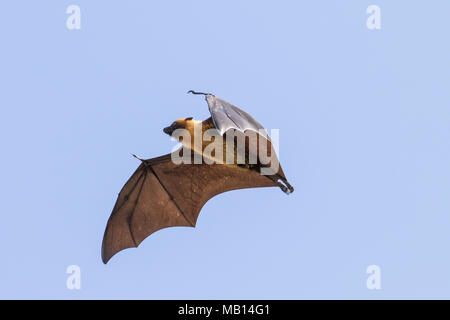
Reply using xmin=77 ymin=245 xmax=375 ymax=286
xmin=101 ymin=92 xmax=294 ymax=263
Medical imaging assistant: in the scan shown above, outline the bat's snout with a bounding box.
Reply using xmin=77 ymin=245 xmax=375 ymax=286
xmin=163 ymin=126 xmax=173 ymax=135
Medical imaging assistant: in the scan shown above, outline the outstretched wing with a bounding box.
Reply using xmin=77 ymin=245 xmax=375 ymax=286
xmin=101 ymin=152 xmax=277 ymax=263
xmin=205 ymin=95 xmax=269 ymax=138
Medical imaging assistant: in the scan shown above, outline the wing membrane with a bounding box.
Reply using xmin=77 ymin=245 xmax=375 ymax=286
xmin=101 ymin=153 xmax=276 ymax=263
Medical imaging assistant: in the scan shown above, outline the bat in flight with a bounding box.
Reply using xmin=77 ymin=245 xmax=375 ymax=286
xmin=101 ymin=91 xmax=294 ymax=263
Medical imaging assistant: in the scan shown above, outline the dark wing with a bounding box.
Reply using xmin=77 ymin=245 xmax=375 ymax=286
xmin=101 ymin=152 xmax=277 ymax=263
xmin=205 ymin=95 xmax=269 ymax=138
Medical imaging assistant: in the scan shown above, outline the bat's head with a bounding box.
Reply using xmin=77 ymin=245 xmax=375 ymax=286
xmin=163 ymin=117 xmax=194 ymax=136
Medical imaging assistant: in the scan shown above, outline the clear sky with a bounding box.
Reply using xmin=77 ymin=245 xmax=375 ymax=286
xmin=1 ymin=1 xmax=449 ymax=299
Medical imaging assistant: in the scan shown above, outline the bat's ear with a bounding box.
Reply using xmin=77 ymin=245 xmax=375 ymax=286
xmin=185 ymin=117 xmax=193 ymax=121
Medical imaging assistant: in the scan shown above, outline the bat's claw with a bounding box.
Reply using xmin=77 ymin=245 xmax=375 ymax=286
xmin=187 ymin=90 xmax=213 ymax=96
xmin=132 ymin=154 xmax=145 ymax=161
xmin=132 ymin=154 xmax=150 ymax=167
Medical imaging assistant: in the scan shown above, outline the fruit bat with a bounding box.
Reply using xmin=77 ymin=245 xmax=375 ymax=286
xmin=101 ymin=91 xmax=294 ymax=263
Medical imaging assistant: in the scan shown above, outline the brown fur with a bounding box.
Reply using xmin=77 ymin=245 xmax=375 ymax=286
xmin=166 ymin=117 xmax=286 ymax=179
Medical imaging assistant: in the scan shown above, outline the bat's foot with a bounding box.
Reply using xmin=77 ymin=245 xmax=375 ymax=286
xmin=277 ymin=179 xmax=294 ymax=195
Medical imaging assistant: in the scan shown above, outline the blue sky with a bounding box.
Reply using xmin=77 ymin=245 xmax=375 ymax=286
xmin=1 ymin=1 xmax=449 ymax=299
